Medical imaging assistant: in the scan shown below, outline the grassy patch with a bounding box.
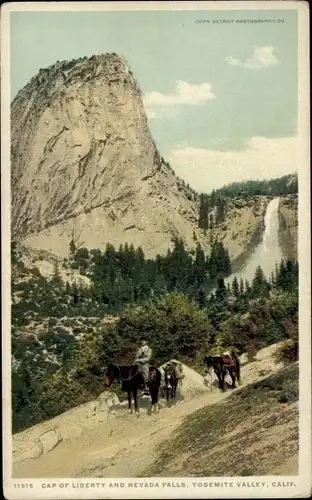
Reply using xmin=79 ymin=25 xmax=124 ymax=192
xmin=143 ymin=363 xmax=299 ymax=477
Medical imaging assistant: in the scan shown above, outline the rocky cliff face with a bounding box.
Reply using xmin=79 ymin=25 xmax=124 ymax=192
xmin=278 ymin=195 xmax=298 ymax=260
xmin=11 ymin=54 xmax=297 ymax=265
xmin=11 ymin=54 xmax=200 ymax=258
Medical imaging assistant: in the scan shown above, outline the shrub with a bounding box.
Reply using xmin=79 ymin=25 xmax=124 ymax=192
xmin=273 ymin=339 xmax=298 ymax=365
xmin=74 ymin=248 xmax=90 ymax=260
xmin=277 ymin=388 xmax=297 ymax=404
xmin=117 ymin=292 xmax=213 ymax=363
xmin=48 ymin=318 xmax=58 ymax=327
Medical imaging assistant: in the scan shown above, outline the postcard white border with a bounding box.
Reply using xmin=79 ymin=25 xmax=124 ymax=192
xmin=1 ymin=1 xmax=311 ymax=499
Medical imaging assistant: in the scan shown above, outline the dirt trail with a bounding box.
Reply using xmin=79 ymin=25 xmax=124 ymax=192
xmin=13 ymin=344 xmax=283 ymax=478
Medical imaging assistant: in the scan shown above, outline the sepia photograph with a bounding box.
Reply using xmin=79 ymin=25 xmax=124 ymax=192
xmin=1 ymin=1 xmax=310 ymax=499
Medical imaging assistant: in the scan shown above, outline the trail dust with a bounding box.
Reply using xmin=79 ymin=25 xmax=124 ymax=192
xmin=13 ymin=343 xmax=293 ymax=478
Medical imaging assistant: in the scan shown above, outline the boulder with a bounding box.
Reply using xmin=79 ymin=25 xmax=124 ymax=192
xmin=39 ymin=429 xmax=62 ymax=454
xmin=96 ymin=391 xmax=120 ymax=412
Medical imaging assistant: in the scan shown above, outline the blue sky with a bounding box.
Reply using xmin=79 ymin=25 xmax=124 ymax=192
xmin=10 ymin=9 xmax=298 ymax=192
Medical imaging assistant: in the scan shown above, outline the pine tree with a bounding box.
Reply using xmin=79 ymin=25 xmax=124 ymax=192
xmin=252 ymin=265 xmax=270 ymax=298
xmin=196 ymin=289 xmax=207 ymax=309
xmin=276 ymin=259 xmax=286 ymax=289
xmin=239 ymin=278 xmax=244 ymax=296
xmin=215 ymin=276 xmax=227 ymax=302
xmin=193 ymin=243 xmax=206 ymax=287
xmin=208 ymin=244 xmax=218 ymax=280
xmin=224 ymin=248 xmax=232 ymax=275
xmin=269 ymin=270 xmax=275 ymax=289
xmin=215 ymin=197 xmax=226 ymax=224
xmin=245 ymin=279 xmax=252 ymax=297
xmin=210 ymin=189 xmax=216 ymax=206
xmin=232 ymin=276 xmax=239 ymax=298
xmin=198 ymin=194 xmax=209 ymax=230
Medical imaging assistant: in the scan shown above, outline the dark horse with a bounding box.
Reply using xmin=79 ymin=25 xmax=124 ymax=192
xmin=203 ymin=351 xmax=241 ymax=392
xmin=163 ymin=362 xmax=179 ymax=402
xmin=105 ymin=363 xmax=162 ymax=414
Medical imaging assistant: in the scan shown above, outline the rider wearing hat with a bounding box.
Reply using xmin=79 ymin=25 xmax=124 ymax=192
xmin=134 ymin=336 xmax=152 ymax=394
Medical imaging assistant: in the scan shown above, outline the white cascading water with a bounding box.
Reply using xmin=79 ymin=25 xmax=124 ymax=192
xmin=225 ymin=197 xmax=283 ymax=286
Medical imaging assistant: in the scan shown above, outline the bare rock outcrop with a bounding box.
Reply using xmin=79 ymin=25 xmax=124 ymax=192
xmin=12 ymin=390 xmax=121 ymax=464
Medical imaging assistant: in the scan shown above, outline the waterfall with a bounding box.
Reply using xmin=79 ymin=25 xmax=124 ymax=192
xmin=225 ymin=197 xmax=283 ymax=286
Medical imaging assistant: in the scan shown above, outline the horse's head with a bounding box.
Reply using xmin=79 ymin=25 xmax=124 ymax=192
xmin=105 ymin=363 xmax=119 ymax=388
xmin=148 ymin=366 xmax=157 ymax=383
xmin=163 ymin=363 xmax=175 ymax=382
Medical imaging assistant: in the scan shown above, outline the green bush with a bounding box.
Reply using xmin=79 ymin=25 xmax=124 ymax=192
xmin=74 ymin=248 xmax=90 ymax=260
xmin=273 ymin=339 xmax=298 ymax=365
xmin=118 ymin=292 xmax=213 ymax=363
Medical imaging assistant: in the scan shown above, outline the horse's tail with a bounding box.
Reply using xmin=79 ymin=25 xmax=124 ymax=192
xmin=230 ymin=349 xmax=241 ymax=383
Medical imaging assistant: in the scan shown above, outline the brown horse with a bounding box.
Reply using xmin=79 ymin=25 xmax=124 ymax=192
xmin=105 ymin=363 xmax=162 ymax=414
xmin=203 ymin=352 xmax=241 ymax=392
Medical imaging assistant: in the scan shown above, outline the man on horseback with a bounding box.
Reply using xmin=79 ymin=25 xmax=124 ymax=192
xmin=134 ymin=336 xmax=152 ymax=395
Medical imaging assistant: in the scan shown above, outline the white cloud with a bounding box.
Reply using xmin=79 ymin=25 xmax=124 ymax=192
xmin=144 ymin=80 xmax=215 ymax=119
xmin=168 ymin=136 xmax=298 ymax=193
xmin=226 ymin=46 xmax=279 ymax=69
xmin=146 ymin=108 xmax=179 ymax=120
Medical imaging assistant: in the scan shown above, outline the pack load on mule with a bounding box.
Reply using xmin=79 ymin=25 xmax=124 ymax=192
xmin=203 ymin=347 xmax=241 ymax=392
xmin=162 ymin=359 xmax=185 ymax=401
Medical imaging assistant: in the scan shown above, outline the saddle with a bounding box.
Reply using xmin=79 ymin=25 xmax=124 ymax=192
xmin=119 ymin=364 xmax=139 ymax=380
xmin=221 ymin=355 xmax=235 ymax=366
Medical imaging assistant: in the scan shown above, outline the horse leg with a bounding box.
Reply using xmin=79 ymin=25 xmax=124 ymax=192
xmin=155 ymin=391 xmax=159 ymax=413
xmin=221 ymin=369 xmax=225 ymax=392
xmin=133 ymin=388 xmax=140 ymax=415
xmin=152 ymin=392 xmax=156 ymax=414
xmin=230 ymin=367 xmax=236 ymax=389
xmin=154 ymin=385 xmax=160 ymax=413
xmin=149 ymin=389 xmax=154 ymax=416
xmin=166 ymin=387 xmax=170 ymax=402
xmin=217 ymin=373 xmax=222 ymax=390
xmin=215 ymin=368 xmax=222 ymax=390
xmin=128 ymin=391 xmax=133 ymax=414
